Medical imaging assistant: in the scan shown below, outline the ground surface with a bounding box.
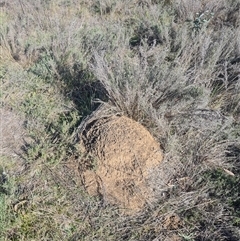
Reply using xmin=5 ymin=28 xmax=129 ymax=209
xmin=0 ymin=107 xmax=25 ymax=159
xmin=80 ymin=115 xmax=163 ymax=211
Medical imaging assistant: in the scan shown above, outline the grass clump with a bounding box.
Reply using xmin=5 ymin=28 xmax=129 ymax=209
xmin=0 ymin=194 xmax=9 ymax=240
xmin=0 ymin=0 xmax=240 ymax=240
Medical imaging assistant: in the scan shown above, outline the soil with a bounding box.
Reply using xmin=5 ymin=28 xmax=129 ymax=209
xmin=79 ymin=115 xmax=163 ymax=212
xmin=0 ymin=107 xmax=26 ymax=158
xmin=162 ymin=214 xmax=183 ymax=230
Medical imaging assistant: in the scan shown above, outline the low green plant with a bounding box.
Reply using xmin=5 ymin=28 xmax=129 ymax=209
xmin=179 ymin=232 xmax=195 ymax=241
xmin=192 ymin=11 xmax=214 ymax=33
xmin=206 ymin=169 xmax=240 ymax=217
xmin=0 ymin=194 xmax=8 ymax=239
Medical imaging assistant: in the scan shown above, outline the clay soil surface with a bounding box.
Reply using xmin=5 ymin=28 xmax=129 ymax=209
xmin=80 ymin=115 xmax=163 ymax=211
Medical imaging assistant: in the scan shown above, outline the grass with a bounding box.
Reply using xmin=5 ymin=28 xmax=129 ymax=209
xmin=0 ymin=194 xmax=8 ymax=239
xmin=0 ymin=0 xmax=240 ymax=240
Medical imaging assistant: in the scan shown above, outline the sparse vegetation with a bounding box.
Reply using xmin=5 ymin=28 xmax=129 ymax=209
xmin=0 ymin=0 xmax=240 ymax=240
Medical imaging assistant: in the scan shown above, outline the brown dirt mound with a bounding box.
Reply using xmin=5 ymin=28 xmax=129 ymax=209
xmin=79 ymin=115 xmax=163 ymax=211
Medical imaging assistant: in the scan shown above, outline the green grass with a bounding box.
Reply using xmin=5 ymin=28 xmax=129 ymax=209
xmin=0 ymin=0 xmax=240 ymax=240
xmin=0 ymin=194 xmax=8 ymax=239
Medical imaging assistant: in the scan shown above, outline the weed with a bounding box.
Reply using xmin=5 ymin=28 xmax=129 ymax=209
xmin=0 ymin=194 xmax=8 ymax=240
xmin=192 ymin=11 xmax=214 ymax=34
xmin=179 ymin=232 xmax=195 ymax=241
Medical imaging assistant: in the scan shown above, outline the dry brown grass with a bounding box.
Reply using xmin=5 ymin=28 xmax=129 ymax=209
xmin=0 ymin=0 xmax=240 ymax=240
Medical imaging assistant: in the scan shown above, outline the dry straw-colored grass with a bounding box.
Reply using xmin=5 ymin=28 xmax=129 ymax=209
xmin=0 ymin=0 xmax=240 ymax=240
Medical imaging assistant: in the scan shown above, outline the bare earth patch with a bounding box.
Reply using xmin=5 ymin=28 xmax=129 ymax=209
xmin=79 ymin=115 xmax=163 ymax=212
xmin=0 ymin=107 xmax=26 ymax=158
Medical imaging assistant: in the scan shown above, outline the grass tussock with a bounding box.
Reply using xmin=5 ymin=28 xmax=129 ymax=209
xmin=0 ymin=0 xmax=240 ymax=240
